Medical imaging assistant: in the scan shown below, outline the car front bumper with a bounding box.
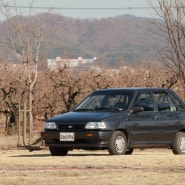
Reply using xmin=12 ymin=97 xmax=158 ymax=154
xmin=41 ymin=130 xmax=113 ymax=149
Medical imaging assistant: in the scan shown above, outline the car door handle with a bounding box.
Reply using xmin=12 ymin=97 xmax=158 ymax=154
xmin=152 ymin=115 xmax=157 ymax=120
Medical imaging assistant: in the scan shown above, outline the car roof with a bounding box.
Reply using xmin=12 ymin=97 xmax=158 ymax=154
xmin=94 ymin=87 xmax=172 ymax=93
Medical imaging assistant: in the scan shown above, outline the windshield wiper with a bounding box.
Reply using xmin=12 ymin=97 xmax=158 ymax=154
xmin=94 ymin=107 xmax=120 ymax=112
xmin=74 ymin=108 xmax=94 ymax=112
xmin=74 ymin=107 xmax=122 ymax=112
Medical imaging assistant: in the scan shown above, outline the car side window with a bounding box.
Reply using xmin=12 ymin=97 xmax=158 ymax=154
xmin=170 ymin=94 xmax=185 ymax=111
xmin=153 ymin=92 xmax=177 ymax=112
xmin=134 ymin=93 xmax=154 ymax=111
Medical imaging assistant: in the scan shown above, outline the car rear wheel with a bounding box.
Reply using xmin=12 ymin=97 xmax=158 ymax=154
xmin=108 ymin=131 xmax=127 ymax=155
xmin=49 ymin=146 xmax=68 ymax=156
xmin=172 ymin=132 xmax=185 ymax=154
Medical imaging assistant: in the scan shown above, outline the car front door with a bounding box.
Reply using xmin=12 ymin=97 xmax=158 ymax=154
xmin=128 ymin=92 xmax=159 ymax=147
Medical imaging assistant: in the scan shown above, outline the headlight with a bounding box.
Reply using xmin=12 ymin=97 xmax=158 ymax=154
xmin=44 ymin=122 xmax=57 ymax=129
xmin=85 ymin=122 xmax=106 ymax=129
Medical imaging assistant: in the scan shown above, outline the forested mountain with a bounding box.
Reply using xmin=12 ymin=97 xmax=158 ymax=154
xmin=0 ymin=13 xmax=165 ymax=67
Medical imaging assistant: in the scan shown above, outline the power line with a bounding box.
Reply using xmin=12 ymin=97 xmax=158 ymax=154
xmin=0 ymin=5 xmax=158 ymax=10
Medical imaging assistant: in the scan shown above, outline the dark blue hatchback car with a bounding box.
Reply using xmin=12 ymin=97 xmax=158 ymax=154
xmin=41 ymin=88 xmax=185 ymax=156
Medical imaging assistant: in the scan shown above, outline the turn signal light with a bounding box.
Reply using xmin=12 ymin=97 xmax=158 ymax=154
xmin=44 ymin=133 xmax=49 ymax=137
xmin=86 ymin=133 xmax=95 ymax=137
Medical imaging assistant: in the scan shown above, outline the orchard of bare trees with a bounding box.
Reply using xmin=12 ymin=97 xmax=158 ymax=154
xmin=0 ymin=61 xmax=184 ymax=135
xmin=0 ymin=0 xmax=185 ymax=137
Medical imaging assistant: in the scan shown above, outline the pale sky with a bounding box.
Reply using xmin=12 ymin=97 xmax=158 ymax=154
xmin=4 ymin=0 xmax=159 ymax=19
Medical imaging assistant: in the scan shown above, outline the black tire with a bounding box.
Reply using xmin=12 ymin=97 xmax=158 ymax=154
xmin=49 ymin=146 xmax=68 ymax=156
xmin=126 ymin=149 xmax=133 ymax=155
xmin=172 ymin=132 xmax=185 ymax=154
xmin=108 ymin=131 xmax=127 ymax=155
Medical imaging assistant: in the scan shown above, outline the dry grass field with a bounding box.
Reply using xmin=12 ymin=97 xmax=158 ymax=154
xmin=0 ymin=147 xmax=185 ymax=185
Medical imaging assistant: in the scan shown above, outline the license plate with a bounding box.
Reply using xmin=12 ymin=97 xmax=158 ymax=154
xmin=60 ymin=132 xmax=75 ymax=141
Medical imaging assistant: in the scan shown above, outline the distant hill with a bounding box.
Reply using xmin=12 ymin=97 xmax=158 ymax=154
xmin=0 ymin=13 xmax=165 ymax=67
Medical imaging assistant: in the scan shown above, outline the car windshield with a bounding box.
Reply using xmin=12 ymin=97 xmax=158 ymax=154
xmin=74 ymin=91 xmax=134 ymax=112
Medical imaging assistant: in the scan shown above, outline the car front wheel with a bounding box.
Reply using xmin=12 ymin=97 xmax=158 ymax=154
xmin=172 ymin=132 xmax=185 ymax=154
xmin=108 ymin=131 xmax=127 ymax=155
xmin=49 ymin=146 xmax=68 ymax=156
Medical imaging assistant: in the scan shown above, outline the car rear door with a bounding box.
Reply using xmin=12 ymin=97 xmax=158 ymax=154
xmin=153 ymin=92 xmax=184 ymax=143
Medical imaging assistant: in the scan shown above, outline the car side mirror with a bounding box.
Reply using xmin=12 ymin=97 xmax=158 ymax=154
xmin=131 ymin=106 xmax=144 ymax=114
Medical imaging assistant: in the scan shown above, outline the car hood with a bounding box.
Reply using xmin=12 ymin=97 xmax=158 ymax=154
xmin=47 ymin=111 xmax=119 ymax=124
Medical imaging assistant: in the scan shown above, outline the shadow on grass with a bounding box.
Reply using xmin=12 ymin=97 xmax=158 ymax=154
xmin=10 ymin=152 xmax=110 ymax=157
xmin=9 ymin=149 xmax=170 ymax=157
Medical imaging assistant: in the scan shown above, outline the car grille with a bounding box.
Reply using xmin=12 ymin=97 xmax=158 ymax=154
xmin=58 ymin=125 xmax=84 ymax=130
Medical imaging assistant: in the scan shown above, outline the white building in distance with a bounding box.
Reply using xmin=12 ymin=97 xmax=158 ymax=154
xmin=47 ymin=56 xmax=97 ymax=71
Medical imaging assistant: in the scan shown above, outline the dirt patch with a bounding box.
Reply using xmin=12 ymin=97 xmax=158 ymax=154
xmin=0 ymin=149 xmax=185 ymax=185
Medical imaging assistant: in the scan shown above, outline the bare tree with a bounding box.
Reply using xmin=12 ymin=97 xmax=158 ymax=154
xmin=0 ymin=1 xmax=53 ymax=134
xmin=0 ymin=63 xmax=19 ymax=134
xmin=33 ymin=70 xmax=63 ymax=119
xmin=149 ymin=0 xmax=185 ymax=87
xmin=50 ymin=66 xmax=105 ymax=112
